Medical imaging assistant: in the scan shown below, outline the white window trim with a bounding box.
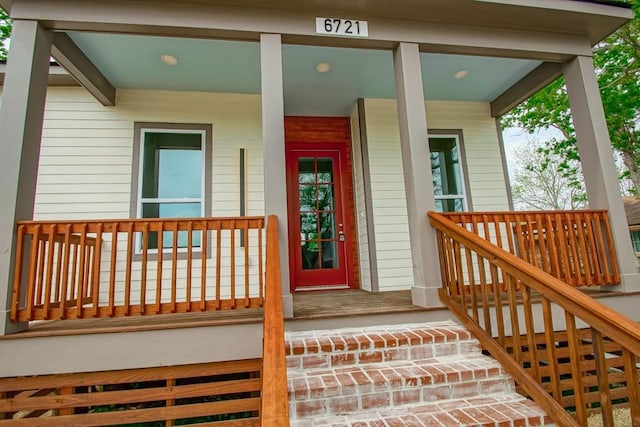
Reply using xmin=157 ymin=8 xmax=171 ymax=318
xmin=429 ymin=133 xmax=469 ymax=212
xmin=131 ymin=123 xmax=213 ymax=258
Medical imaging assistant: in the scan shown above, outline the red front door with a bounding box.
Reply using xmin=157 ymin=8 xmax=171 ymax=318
xmin=286 ymin=143 xmax=354 ymax=291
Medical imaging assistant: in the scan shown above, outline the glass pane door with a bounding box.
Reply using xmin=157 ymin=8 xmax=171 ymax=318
xmin=298 ymin=157 xmax=339 ymax=271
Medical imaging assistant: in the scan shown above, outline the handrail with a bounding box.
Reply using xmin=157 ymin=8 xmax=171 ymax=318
xmin=261 ymin=215 xmax=289 ymax=426
xmin=441 ymin=210 xmax=619 ymax=287
xmin=429 ymin=211 xmax=640 ymax=426
xmin=11 ymin=216 xmax=266 ymax=322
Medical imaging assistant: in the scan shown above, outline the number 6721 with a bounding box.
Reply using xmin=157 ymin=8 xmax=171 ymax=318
xmin=324 ymin=18 xmax=361 ymax=35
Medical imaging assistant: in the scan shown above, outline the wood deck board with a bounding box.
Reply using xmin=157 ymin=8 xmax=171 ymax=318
xmin=1 ymin=289 xmax=634 ymax=340
xmin=292 ymin=289 xmax=425 ymax=319
xmin=0 ymin=308 xmax=264 ymax=339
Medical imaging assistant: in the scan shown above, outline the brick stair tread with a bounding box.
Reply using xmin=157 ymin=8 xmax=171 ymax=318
xmin=289 ymin=354 xmax=510 ymax=399
xmin=286 ymin=321 xmax=476 ymax=358
xmin=290 ymin=393 xmax=553 ymax=426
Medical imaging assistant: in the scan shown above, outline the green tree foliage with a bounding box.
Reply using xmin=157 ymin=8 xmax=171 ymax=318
xmin=503 ymin=0 xmax=640 ymax=194
xmin=0 ymin=8 xmax=11 ymax=61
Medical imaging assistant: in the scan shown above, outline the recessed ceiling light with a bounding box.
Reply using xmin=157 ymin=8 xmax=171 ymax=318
xmin=454 ymin=69 xmax=469 ymax=79
xmin=316 ymin=62 xmax=331 ymax=73
xmin=161 ymin=54 xmax=178 ymax=66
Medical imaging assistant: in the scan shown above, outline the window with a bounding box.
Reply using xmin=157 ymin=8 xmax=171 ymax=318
xmin=429 ymin=133 xmax=469 ymax=213
xmin=132 ymin=123 xmax=212 ymax=250
xmin=630 ymin=229 xmax=640 ymax=253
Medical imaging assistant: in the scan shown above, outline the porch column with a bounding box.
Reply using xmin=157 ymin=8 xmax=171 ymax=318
xmin=260 ymin=34 xmax=293 ymax=317
xmin=393 ymin=43 xmax=443 ymax=307
xmin=0 ymin=20 xmax=53 ymax=335
xmin=563 ymin=55 xmax=640 ymax=292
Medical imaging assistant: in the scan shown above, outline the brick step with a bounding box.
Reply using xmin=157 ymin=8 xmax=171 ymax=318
xmin=289 ymin=354 xmax=514 ymax=419
xmin=285 ymin=321 xmax=480 ymax=371
xmin=290 ymin=393 xmax=553 ymax=426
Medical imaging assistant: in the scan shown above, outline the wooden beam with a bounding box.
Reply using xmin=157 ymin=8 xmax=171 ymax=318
xmin=51 ymin=32 xmax=115 ymax=106
xmin=490 ymin=62 xmax=562 ymax=117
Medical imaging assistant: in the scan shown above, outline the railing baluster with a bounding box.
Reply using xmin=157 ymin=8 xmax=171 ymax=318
xmin=202 ymin=220 xmax=210 ymax=312
xmin=43 ymin=225 xmax=56 ymax=319
xmin=524 ymin=213 xmax=538 ymax=268
xmin=600 ymin=212 xmax=620 ymax=282
xmin=171 ymin=222 xmax=178 ymax=313
xmin=591 ymin=328 xmax=614 ymax=427
xmin=108 ymin=222 xmax=118 ymax=318
xmin=124 ymin=222 xmax=134 ymax=316
xmin=10 ymin=225 xmax=26 ymax=322
xmin=593 ymin=212 xmax=611 ymax=284
xmin=521 ymin=286 xmax=540 ymax=383
xmin=506 ymin=273 xmax=522 ymax=364
xmin=244 ymin=219 xmax=250 ymax=308
xmin=544 ymin=214 xmax=561 ymax=280
xmin=444 ymin=235 xmax=457 ymax=299
xmin=140 ymin=223 xmax=149 ymax=315
xmin=541 ymin=298 xmax=562 ymax=402
xmin=574 ymin=212 xmax=593 ymax=286
xmin=622 ymin=348 xmax=640 ymax=425
xmin=25 ymin=225 xmax=41 ymax=322
xmin=490 ymin=262 xmax=506 ymax=347
xmin=477 ymin=254 xmax=492 ymax=335
xmin=59 ymin=224 xmax=72 ymax=320
xmin=258 ymin=220 xmax=264 ymax=306
xmin=453 ymin=240 xmax=467 ymax=311
xmin=54 ymin=236 xmax=64 ymax=312
xmin=534 ymin=213 xmax=550 ymax=275
xmin=555 ymin=213 xmax=573 ymax=286
xmin=186 ymin=221 xmax=193 ymax=311
xmin=583 ymin=212 xmax=603 ymax=284
xmin=91 ymin=224 xmax=103 ymax=318
xmin=36 ymin=236 xmax=46 ymax=308
xmin=69 ymin=238 xmax=79 ymax=311
xmin=76 ymin=224 xmax=87 ymax=319
xmin=231 ymin=220 xmax=236 ymax=309
xmin=565 ymin=212 xmax=584 ymax=286
xmin=463 ymin=242 xmax=479 ymax=323
xmin=504 ymin=213 xmax=517 ymax=257
xmin=215 ymin=221 xmax=221 ymax=310
xmin=565 ymin=312 xmax=587 ymax=425
xmin=156 ymin=221 xmax=164 ymax=315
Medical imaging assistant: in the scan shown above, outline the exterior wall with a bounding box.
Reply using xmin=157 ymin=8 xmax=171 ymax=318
xmin=0 ymin=88 xmax=509 ymax=297
xmin=34 ymin=87 xmax=264 ymax=219
xmin=2 ymin=87 xmax=266 ymax=304
xmin=362 ymin=99 xmax=510 ymax=292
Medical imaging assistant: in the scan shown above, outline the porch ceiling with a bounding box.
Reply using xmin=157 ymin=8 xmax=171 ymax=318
xmin=68 ymin=32 xmax=541 ymax=116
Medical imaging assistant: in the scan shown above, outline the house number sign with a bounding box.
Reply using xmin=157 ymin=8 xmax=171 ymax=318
xmin=315 ymin=17 xmax=369 ymax=38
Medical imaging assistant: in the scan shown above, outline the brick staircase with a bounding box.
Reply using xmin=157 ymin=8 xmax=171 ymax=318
xmin=286 ymin=320 xmax=552 ymax=426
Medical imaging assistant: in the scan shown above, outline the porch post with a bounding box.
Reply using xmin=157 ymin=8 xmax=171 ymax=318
xmin=563 ymin=55 xmax=640 ymax=292
xmin=260 ymin=33 xmax=293 ymax=317
xmin=393 ymin=42 xmax=443 ymax=308
xmin=0 ymin=20 xmax=53 ymax=335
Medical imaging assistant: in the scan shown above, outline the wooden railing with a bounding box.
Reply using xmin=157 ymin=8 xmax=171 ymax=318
xmin=260 ymin=215 xmax=289 ymax=427
xmin=442 ymin=210 xmax=620 ymax=287
xmin=11 ymin=217 xmax=266 ymax=322
xmin=429 ymin=211 xmax=640 ymax=426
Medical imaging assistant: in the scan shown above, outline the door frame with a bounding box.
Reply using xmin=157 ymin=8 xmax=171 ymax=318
xmin=284 ymin=116 xmax=359 ymax=292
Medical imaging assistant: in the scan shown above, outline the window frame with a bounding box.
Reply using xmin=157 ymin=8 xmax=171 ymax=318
xmin=130 ymin=122 xmax=213 ymax=256
xmin=428 ymin=130 xmax=472 ymax=213
xmin=629 ymin=226 xmax=640 ymax=255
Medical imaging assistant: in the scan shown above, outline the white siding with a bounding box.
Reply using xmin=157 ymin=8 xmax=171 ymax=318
xmin=35 ymin=87 xmax=264 ymax=220
xmin=363 ymin=99 xmax=510 ymax=292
